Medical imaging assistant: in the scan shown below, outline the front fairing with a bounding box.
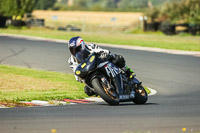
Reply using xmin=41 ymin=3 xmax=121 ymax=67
xmin=75 ymin=53 xmax=99 ymax=78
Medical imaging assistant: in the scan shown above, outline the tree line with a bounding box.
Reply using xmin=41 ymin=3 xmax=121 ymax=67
xmin=0 ymin=0 xmax=173 ymax=18
xmin=0 ymin=0 xmax=35 ymax=18
xmin=0 ymin=0 xmax=56 ymax=18
xmin=1 ymin=0 xmax=198 ymax=25
xmin=41 ymin=0 xmax=172 ymax=12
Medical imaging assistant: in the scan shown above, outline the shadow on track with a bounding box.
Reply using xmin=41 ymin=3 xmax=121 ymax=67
xmin=97 ymin=102 xmax=158 ymax=106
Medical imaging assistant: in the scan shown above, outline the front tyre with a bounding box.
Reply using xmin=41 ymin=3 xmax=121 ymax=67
xmin=133 ymin=85 xmax=148 ymax=104
xmin=91 ymin=78 xmax=119 ymax=105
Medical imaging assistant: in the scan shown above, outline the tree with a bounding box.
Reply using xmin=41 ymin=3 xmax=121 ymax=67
xmin=0 ymin=0 xmax=35 ymax=19
xmin=144 ymin=7 xmax=160 ymax=22
xmin=118 ymin=0 xmax=148 ymax=9
xmin=186 ymin=0 xmax=200 ymax=24
xmin=145 ymin=0 xmax=200 ymax=24
xmin=34 ymin=0 xmax=56 ymax=10
xmin=100 ymin=0 xmax=116 ymax=9
xmin=160 ymin=0 xmax=200 ymax=24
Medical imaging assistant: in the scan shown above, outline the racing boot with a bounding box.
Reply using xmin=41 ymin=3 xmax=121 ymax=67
xmin=122 ymin=65 xmax=136 ymax=79
xmin=84 ymin=85 xmax=97 ymax=96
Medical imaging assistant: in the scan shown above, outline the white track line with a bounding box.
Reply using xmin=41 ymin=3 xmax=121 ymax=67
xmin=148 ymin=87 xmax=157 ymax=96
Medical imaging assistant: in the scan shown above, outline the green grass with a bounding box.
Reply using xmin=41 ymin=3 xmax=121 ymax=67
xmin=0 ymin=65 xmax=87 ymax=102
xmin=0 ymin=65 xmax=151 ymax=104
xmin=0 ymin=28 xmax=200 ymax=51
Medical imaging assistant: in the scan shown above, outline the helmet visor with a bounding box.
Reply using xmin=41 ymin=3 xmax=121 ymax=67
xmin=69 ymin=45 xmax=82 ymax=56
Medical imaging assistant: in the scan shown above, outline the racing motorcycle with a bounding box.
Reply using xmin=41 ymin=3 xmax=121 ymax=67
xmin=74 ymin=50 xmax=148 ymax=105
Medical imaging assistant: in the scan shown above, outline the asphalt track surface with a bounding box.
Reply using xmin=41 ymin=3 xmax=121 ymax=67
xmin=0 ymin=35 xmax=200 ymax=133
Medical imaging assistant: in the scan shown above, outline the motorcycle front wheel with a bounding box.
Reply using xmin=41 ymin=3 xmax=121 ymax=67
xmin=91 ymin=77 xmax=119 ymax=105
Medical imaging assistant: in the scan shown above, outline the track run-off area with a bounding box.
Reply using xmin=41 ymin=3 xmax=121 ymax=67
xmin=0 ymin=35 xmax=200 ymax=133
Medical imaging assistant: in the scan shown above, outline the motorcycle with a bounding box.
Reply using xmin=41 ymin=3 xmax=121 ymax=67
xmin=74 ymin=51 xmax=148 ymax=105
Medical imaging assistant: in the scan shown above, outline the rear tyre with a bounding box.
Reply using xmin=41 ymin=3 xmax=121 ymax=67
xmin=133 ymin=85 xmax=148 ymax=104
xmin=91 ymin=78 xmax=119 ymax=105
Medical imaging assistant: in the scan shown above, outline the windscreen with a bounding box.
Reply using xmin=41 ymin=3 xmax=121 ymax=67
xmin=75 ymin=49 xmax=91 ymax=63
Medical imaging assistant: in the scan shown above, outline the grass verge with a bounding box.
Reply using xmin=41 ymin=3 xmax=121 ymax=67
xmin=0 ymin=65 xmax=151 ymax=105
xmin=0 ymin=28 xmax=200 ymax=51
xmin=0 ymin=65 xmax=86 ymax=103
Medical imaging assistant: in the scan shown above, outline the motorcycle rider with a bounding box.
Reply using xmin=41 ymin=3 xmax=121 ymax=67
xmin=68 ymin=36 xmax=135 ymax=96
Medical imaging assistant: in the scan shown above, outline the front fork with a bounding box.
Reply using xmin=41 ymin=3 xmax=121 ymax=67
xmin=93 ymin=73 xmax=124 ymax=99
xmin=111 ymin=74 xmax=124 ymax=95
xmin=130 ymin=78 xmax=142 ymax=89
xmin=109 ymin=73 xmax=136 ymax=101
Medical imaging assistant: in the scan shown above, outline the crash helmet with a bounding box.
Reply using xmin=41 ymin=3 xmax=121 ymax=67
xmin=68 ymin=36 xmax=90 ymax=62
xmin=68 ymin=36 xmax=86 ymax=56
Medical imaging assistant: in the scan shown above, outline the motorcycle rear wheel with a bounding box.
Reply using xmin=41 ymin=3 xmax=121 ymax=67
xmin=91 ymin=77 xmax=119 ymax=105
xmin=133 ymin=85 xmax=148 ymax=104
